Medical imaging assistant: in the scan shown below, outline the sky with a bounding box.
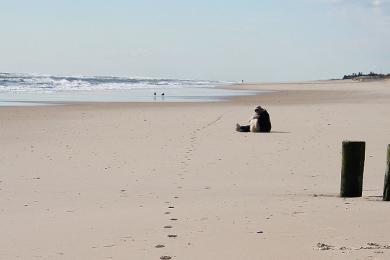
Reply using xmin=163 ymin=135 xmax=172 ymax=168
xmin=0 ymin=0 xmax=389 ymax=82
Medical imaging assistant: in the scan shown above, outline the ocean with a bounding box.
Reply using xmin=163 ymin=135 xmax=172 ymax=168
xmin=0 ymin=73 xmax=258 ymax=106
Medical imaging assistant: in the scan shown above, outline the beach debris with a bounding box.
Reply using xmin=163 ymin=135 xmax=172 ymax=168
xmin=155 ymin=244 xmax=165 ymax=248
xmin=256 ymin=231 xmax=263 ymax=234
xmin=358 ymin=242 xmax=390 ymax=250
xmin=170 ymin=218 xmax=178 ymax=221
xmin=168 ymin=206 xmax=175 ymax=209
xmin=316 ymin=242 xmax=390 ymax=251
xmin=317 ymin=243 xmax=334 ymax=250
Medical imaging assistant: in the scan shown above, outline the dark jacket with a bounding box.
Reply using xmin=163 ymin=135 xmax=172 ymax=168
xmin=259 ymin=110 xmax=271 ymax=132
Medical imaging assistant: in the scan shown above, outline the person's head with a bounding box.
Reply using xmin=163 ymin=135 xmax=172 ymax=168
xmin=254 ymin=106 xmax=265 ymax=114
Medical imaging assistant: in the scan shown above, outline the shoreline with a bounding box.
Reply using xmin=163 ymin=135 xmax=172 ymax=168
xmin=0 ymin=80 xmax=258 ymax=106
xmin=2 ymin=78 xmax=388 ymax=109
xmin=1 ymin=79 xmax=390 ymax=259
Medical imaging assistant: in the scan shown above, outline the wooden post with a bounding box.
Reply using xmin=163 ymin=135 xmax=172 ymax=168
xmin=340 ymin=141 xmax=366 ymax=197
xmin=383 ymin=145 xmax=390 ymax=201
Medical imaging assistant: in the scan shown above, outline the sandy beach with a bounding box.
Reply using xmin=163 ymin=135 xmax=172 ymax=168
xmin=1 ymin=79 xmax=390 ymax=260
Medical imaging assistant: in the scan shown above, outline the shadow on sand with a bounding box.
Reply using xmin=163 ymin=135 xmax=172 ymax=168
xmin=259 ymin=131 xmax=290 ymax=134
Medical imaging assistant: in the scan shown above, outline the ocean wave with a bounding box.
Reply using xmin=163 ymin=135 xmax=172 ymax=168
xmin=0 ymin=73 xmax=230 ymax=92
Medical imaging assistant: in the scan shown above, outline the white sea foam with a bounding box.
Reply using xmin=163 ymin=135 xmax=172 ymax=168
xmin=0 ymin=73 xmax=261 ymax=104
xmin=0 ymin=73 xmax=228 ymax=93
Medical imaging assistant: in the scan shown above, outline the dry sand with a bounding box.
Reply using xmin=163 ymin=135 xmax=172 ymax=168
xmin=1 ymin=79 xmax=390 ymax=259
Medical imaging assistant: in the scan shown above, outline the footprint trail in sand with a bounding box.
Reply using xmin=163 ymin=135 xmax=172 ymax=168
xmin=156 ymin=114 xmax=224 ymax=259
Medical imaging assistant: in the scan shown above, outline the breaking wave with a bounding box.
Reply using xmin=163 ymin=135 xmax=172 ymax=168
xmin=0 ymin=72 xmax=229 ymax=92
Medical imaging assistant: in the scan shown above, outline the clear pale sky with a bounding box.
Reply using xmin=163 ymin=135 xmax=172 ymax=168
xmin=0 ymin=0 xmax=389 ymax=82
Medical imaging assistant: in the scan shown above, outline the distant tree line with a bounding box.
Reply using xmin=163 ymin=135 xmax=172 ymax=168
xmin=342 ymin=72 xmax=390 ymax=80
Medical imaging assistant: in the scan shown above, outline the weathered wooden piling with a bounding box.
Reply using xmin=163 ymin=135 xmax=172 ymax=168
xmin=383 ymin=145 xmax=390 ymax=201
xmin=340 ymin=141 xmax=366 ymax=197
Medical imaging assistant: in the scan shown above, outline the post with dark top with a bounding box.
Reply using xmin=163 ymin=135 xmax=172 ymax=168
xmin=383 ymin=145 xmax=390 ymax=201
xmin=340 ymin=141 xmax=366 ymax=197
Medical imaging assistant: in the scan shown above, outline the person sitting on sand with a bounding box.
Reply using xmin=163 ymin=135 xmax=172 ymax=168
xmin=236 ymin=106 xmax=271 ymax=133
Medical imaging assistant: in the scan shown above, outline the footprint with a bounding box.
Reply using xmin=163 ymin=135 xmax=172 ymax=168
xmin=170 ymin=218 xmax=178 ymax=221
xmin=168 ymin=206 xmax=175 ymax=209
xmin=164 ymin=225 xmax=173 ymax=229
xmin=160 ymin=256 xmax=172 ymax=260
xmin=168 ymin=234 xmax=178 ymax=238
xmin=155 ymin=244 xmax=165 ymax=248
